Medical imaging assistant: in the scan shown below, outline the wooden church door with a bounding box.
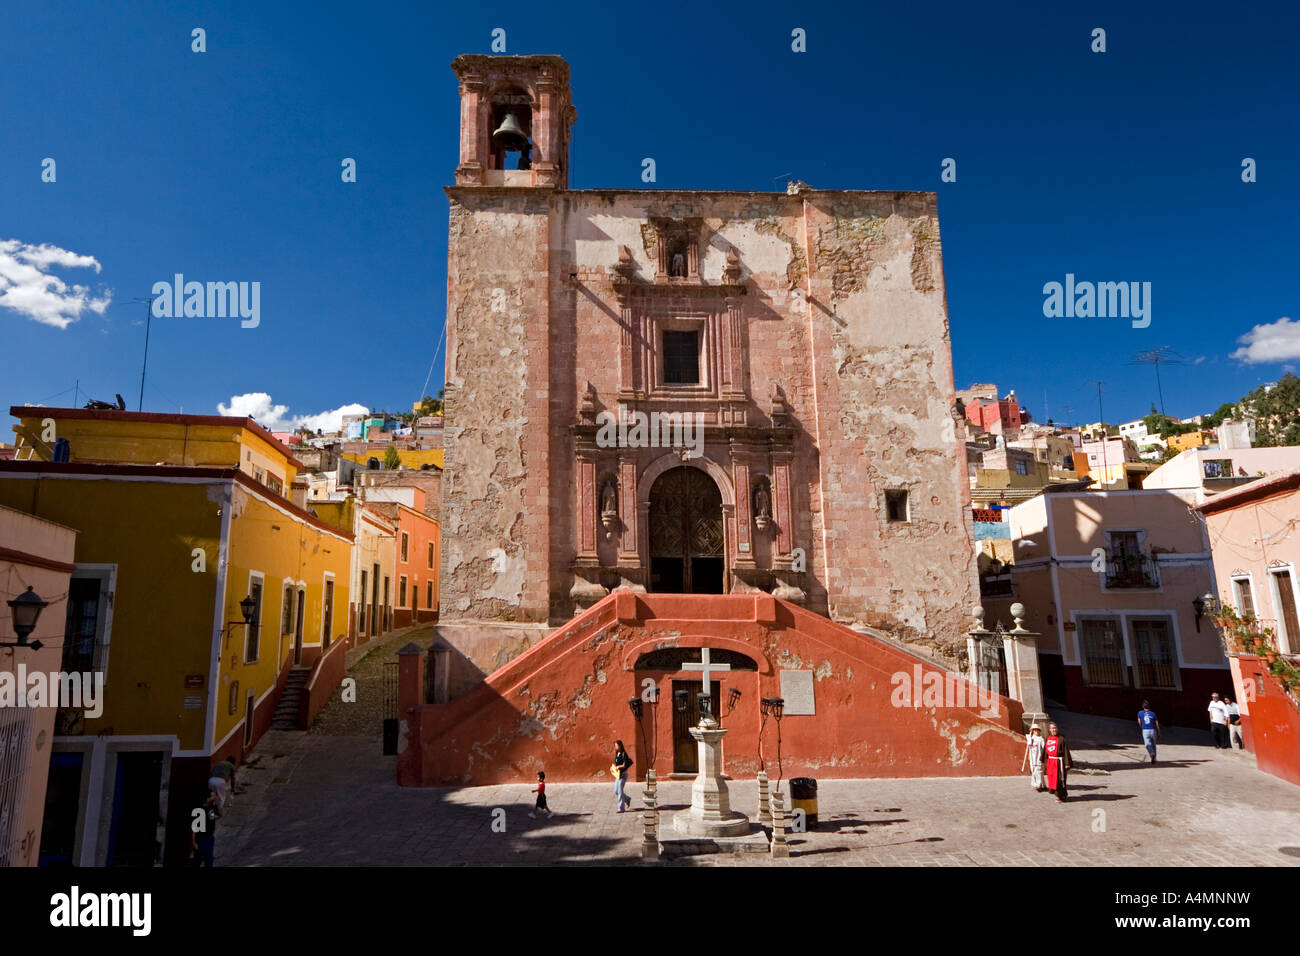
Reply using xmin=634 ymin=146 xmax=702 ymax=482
xmin=649 ymin=466 xmax=725 ymax=594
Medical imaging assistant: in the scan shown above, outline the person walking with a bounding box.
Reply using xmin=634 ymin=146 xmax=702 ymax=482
xmin=529 ymin=771 xmax=554 ymax=819
xmin=208 ymin=756 xmax=236 ymax=811
xmin=1044 ymin=722 xmax=1071 ymax=802
xmin=1137 ymin=701 xmax=1160 ymax=763
xmin=190 ymin=789 xmax=221 ymax=867
xmin=1022 ymin=724 xmax=1047 ymax=791
xmin=1208 ymin=693 xmax=1230 ymax=749
xmin=611 ymin=739 xmax=633 ymax=813
xmin=1225 ymin=696 xmax=1243 ymax=748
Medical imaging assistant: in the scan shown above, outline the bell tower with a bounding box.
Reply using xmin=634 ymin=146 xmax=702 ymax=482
xmin=451 ymin=54 xmax=576 ymax=188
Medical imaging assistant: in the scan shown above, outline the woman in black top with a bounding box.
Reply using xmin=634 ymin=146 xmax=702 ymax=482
xmin=613 ymin=739 xmax=633 ymax=812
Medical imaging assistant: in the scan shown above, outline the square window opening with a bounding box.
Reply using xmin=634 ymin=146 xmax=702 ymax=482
xmin=663 ymin=330 xmax=700 ymax=385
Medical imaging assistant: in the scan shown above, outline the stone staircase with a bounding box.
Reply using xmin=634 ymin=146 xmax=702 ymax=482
xmin=271 ymin=667 xmax=311 ymax=730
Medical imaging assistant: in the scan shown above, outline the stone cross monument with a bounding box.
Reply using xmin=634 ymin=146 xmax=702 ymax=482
xmin=673 ymin=647 xmax=751 ymax=838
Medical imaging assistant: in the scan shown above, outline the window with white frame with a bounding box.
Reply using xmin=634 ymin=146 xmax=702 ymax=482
xmin=1079 ymin=617 xmax=1127 ymax=686
xmin=62 ymin=567 xmax=114 ymax=675
xmin=1130 ymin=618 xmax=1177 ymax=689
xmin=322 ymin=578 xmax=334 ymax=647
xmin=1270 ymin=568 xmax=1300 ymax=654
xmin=246 ymin=574 xmax=264 ymax=663
xmin=282 ymin=583 xmax=294 ymax=636
xmin=1231 ymin=575 xmax=1256 ymax=618
xmin=401 ymin=533 xmax=409 ymax=563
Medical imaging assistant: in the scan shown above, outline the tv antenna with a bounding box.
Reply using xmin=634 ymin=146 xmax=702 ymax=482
xmin=130 ymin=295 xmax=159 ymax=412
xmin=1085 ymin=380 xmax=1108 ymax=483
xmin=1131 ymin=347 xmax=1185 ymax=420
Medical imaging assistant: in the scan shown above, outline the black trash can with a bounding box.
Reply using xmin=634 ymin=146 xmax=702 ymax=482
xmin=788 ymin=777 xmax=818 ymax=829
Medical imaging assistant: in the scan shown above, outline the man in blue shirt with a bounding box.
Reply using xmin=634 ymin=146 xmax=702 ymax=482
xmin=1137 ymin=701 xmax=1160 ymax=763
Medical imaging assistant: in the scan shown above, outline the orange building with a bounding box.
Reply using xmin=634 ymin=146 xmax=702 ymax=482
xmin=366 ymin=485 xmax=440 ymax=628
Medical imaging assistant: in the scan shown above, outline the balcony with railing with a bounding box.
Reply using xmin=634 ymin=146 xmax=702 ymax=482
xmin=1104 ymin=552 xmax=1160 ymax=589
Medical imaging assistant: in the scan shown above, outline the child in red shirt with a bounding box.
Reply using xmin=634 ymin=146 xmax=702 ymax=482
xmin=529 ymin=771 xmax=554 ymax=819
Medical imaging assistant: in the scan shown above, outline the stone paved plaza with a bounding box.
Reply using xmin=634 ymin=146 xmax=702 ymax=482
xmin=216 ymin=680 xmax=1300 ymax=866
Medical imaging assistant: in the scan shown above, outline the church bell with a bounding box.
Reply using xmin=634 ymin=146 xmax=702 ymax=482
xmin=491 ymin=112 xmax=529 ymax=152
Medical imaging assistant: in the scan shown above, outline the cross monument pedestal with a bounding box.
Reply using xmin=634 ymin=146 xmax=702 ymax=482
xmin=672 ymin=648 xmax=751 ymax=839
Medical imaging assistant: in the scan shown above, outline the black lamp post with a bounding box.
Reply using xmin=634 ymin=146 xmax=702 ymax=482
xmin=646 ymin=683 xmax=659 ymax=768
xmin=1193 ymin=592 xmax=1216 ymax=632
xmin=771 ymin=697 xmax=786 ymax=791
xmin=627 ymin=697 xmax=646 ymax=777
xmin=223 ymin=594 xmax=258 ymax=645
xmin=3 ymin=586 xmax=48 ymax=650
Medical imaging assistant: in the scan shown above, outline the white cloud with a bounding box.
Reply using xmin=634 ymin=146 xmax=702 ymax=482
xmin=217 ymin=392 xmax=368 ymax=434
xmin=1231 ymin=317 xmax=1300 ymax=364
xmin=0 ymin=239 xmax=112 ymax=328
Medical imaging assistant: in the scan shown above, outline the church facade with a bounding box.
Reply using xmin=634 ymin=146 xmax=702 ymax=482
xmin=439 ymin=54 xmax=978 ymax=677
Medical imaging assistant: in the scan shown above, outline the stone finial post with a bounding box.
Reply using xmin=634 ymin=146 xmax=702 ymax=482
xmin=1003 ymin=602 xmax=1050 ymax=733
xmin=967 ymin=605 xmax=991 ymax=688
xmin=770 ymin=791 xmax=789 ymax=858
xmin=757 ymin=770 xmax=772 ymax=824
xmin=641 ymin=783 xmax=659 ymax=859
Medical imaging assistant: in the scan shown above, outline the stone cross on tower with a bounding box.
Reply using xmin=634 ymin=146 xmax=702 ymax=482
xmin=683 ymin=647 xmax=730 ymax=727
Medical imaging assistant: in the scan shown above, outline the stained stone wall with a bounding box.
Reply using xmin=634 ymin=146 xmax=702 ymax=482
xmin=440 ymin=185 xmax=976 ymax=659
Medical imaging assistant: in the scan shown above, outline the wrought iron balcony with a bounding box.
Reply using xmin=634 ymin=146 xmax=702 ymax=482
xmin=1104 ymin=552 xmax=1160 ymax=589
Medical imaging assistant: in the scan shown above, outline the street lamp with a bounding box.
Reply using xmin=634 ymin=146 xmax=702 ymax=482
xmin=770 ymin=697 xmax=786 ymax=791
xmin=3 ymin=586 xmax=48 ymax=650
xmin=628 ymin=697 xmax=647 ymax=776
xmin=223 ymin=594 xmax=258 ymax=645
xmin=646 ymin=683 xmax=659 ymax=768
xmin=1193 ymin=592 xmax=1218 ymax=632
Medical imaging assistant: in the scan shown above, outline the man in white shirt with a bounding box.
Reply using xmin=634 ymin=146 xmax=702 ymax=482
xmin=1207 ymin=693 xmax=1230 ymax=749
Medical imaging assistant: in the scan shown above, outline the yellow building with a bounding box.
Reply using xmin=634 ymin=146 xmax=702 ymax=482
xmin=342 ymin=447 xmax=444 ymax=470
xmin=1167 ymin=430 xmax=1208 ymax=453
xmin=1 ymin=407 xmax=351 ymax=866
xmin=312 ymin=498 xmax=399 ymax=645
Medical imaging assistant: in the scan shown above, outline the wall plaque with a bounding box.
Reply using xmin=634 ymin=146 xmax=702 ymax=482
xmin=780 ymin=669 xmax=815 ymax=715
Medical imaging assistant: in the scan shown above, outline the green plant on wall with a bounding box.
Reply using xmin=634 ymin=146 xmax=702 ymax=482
xmin=1210 ymin=603 xmax=1276 ymax=657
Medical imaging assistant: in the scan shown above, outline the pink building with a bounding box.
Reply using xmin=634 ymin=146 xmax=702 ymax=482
xmin=0 ymin=505 xmax=77 ymax=866
xmin=1197 ymin=471 xmax=1300 ymax=785
xmin=963 ymin=390 xmax=1024 ymax=436
xmin=999 ymin=489 xmax=1225 ymax=726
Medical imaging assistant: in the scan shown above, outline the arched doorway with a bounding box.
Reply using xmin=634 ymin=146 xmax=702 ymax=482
xmin=648 ymin=466 xmax=725 ymax=594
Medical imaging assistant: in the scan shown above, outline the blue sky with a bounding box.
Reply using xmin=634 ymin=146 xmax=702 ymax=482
xmin=2 ymin=0 xmax=1296 ymax=431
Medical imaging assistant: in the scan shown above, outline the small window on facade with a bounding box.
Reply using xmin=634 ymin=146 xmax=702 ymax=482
xmin=282 ymin=584 xmax=294 ymax=635
xmin=885 ymin=490 xmax=909 ymax=522
xmin=426 ymin=580 xmax=434 ymax=608
xmin=1233 ymin=577 xmax=1255 ymax=618
xmin=399 ymin=575 xmax=408 ymax=607
xmin=246 ymin=577 xmax=263 ymax=663
xmin=1108 ymin=531 xmax=1140 ymax=556
xmin=1014 ymin=460 xmax=1028 ymax=476
xmin=1080 ymin=618 xmax=1126 ymax=686
xmin=428 ymin=542 xmax=435 ymax=569
xmin=401 ymin=533 xmax=409 ymax=562
xmin=663 ymin=330 xmax=700 ymax=385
